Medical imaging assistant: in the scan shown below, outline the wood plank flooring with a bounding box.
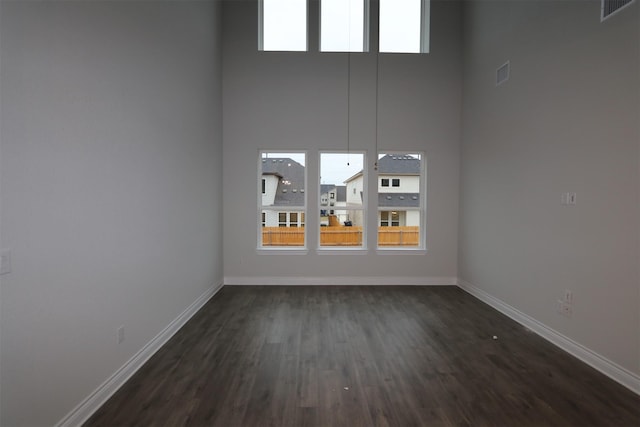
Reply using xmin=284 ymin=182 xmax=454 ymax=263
xmin=85 ymin=286 xmax=640 ymax=426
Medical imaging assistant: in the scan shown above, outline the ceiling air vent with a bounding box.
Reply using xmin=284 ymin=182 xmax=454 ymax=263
xmin=496 ymin=61 xmax=510 ymax=86
xmin=601 ymin=0 xmax=635 ymax=21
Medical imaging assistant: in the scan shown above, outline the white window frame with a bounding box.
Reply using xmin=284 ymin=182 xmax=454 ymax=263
xmin=318 ymin=151 xmax=367 ymax=253
xmin=258 ymin=151 xmax=308 ymax=253
xmin=377 ymin=151 xmax=426 ymax=253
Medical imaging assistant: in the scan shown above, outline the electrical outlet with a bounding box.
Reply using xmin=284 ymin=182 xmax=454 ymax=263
xmin=561 ymin=192 xmax=577 ymax=206
xmin=557 ymin=300 xmax=572 ymax=317
xmin=563 ymin=289 xmax=573 ymax=304
xmin=1 ymin=250 xmax=11 ymax=275
xmin=117 ymin=326 xmax=125 ymax=344
xmin=561 ymin=302 xmax=572 ymax=317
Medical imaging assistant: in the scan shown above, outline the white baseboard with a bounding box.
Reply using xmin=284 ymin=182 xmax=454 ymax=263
xmin=56 ymin=281 xmax=224 ymax=427
xmin=457 ymin=279 xmax=640 ymax=396
xmin=224 ymin=276 xmax=457 ymax=286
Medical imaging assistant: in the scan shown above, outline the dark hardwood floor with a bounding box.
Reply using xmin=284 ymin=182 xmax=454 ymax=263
xmin=85 ymin=286 xmax=640 ymax=426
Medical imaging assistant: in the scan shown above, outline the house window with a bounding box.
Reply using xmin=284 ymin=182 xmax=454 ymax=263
xmin=278 ymin=212 xmax=287 ymax=227
xmin=259 ymin=0 xmax=307 ymax=51
xmin=260 ymin=151 xmax=306 ymax=248
xmin=377 ymin=152 xmax=425 ymax=249
xmin=381 ymin=178 xmax=389 ymax=187
xmin=319 ymin=152 xmax=365 ymax=248
xmin=380 ymin=211 xmax=400 ymax=226
xmin=321 ymin=0 xmax=369 ymax=52
xmin=379 ymin=0 xmax=430 ymax=53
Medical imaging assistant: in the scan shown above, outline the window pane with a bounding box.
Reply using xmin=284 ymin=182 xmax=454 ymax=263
xmin=320 ymin=152 xmax=365 ymax=248
xmin=377 ymin=153 xmax=423 ymax=248
xmin=260 ymin=152 xmax=306 ymax=247
xmin=379 ymin=0 xmax=428 ymax=53
xmin=321 ymin=0 xmax=366 ymax=52
xmin=261 ymin=0 xmax=307 ymax=51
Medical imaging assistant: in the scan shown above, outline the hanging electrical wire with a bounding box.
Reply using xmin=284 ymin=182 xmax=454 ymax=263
xmin=347 ymin=51 xmax=351 ymax=166
xmin=374 ymin=51 xmax=379 ymax=171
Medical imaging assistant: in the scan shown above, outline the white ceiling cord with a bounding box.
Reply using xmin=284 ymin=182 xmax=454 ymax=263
xmin=347 ymin=51 xmax=351 ymax=166
xmin=374 ymin=51 xmax=379 ymax=171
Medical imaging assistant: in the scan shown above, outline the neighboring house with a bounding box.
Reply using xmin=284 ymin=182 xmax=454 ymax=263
xmin=345 ymin=154 xmax=421 ymax=227
xmin=343 ymin=170 xmax=365 ymax=226
xmin=261 ymin=157 xmax=305 ymax=227
xmin=320 ymin=185 xmax=347 ymax=225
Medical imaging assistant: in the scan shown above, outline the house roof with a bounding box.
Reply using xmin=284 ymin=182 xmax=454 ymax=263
xmin=378 ymin=192 xmax=420 ymax=208
xmin=377 ymin=154 xmax=421 ymax=175
xmin=320 ymin=184 xmax=334 ymax=195
xmin=261 ymin=158 xmax=305 ymax=206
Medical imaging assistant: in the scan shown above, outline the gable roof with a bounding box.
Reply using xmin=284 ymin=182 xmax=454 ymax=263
xmin=377 ymin=154 xmax=420 ymax=174
xmin=261 ymin=158 xmax=305 ymax=206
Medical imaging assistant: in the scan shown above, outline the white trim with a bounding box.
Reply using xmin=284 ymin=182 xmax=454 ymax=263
xmin=376 ymin=249 xmax=427 ymax=255
xmin=224 ymin=276 xmax=456 ymax=286
xmin=316 ymin=248 xmax=369 ymax=255
xmin=256 ymin=248 xmax=309 ymax=255
xmin=55 ymin=282 xmax=224 ymax=427
xmin=457 ymin=279 xmax=640 ymax=396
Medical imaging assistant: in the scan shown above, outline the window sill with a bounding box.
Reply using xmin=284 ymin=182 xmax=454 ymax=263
xmin=316 ymin=248 xmax=369 ymax=255
xmin=376 ymin=248 xmax=427 ymax=255
xmin=256 ymin=248 xmax=309 ymax=255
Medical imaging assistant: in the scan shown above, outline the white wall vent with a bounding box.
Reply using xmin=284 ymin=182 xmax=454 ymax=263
xmin=496 ymin=61 xmax=510 ymax=86
xmin=601 ymin=0 xmax=636 ymax=21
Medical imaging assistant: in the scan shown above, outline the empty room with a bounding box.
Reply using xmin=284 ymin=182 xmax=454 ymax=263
xmin=0 ymin=0 xmax=639 ymax=426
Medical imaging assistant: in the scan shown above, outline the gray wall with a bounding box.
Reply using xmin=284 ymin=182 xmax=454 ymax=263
xmin=0 ymin=1 xmax=224 ymax=425
xmin=222 ymin=0 xmax=462 ymax=281
xmin=459 ymin=0 xmax=640 ymax=375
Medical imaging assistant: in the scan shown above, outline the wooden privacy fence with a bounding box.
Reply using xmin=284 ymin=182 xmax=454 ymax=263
xmin=320 ymin=226 xmax=363 ymax=246
xmin=262 ymin=226 xmax=419 ymax=247
xmin=262 ymin=227 xmax=305 ymax=246
xmin=377 ymin=226 xmax=419 ymax=246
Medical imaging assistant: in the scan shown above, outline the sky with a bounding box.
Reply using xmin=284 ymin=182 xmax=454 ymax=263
xmin=320 ymin=153 xmax=364 ymax=185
